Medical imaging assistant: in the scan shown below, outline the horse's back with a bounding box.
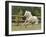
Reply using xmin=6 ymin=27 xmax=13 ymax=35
xmin=33 ymin=16 xmax=38 ymax=19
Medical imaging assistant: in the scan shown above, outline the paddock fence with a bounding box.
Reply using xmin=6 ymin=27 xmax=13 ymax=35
xmin=12 ymin=15 xmax=41 ymax=23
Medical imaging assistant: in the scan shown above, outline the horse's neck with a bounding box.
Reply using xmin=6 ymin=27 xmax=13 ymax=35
xmin=27 ymin=14 xmax=32 ymax=19
xmin=29 ymin=14 xmax=32 ymax=17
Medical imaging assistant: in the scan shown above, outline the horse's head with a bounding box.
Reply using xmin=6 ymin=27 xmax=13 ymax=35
xmin=24 ymin=11 xmax=28 ymax=17
xmin=24 ymin=11 xmax=32 ymax=17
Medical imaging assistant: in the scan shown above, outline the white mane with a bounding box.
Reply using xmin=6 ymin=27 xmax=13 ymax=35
xmin=24 ymin=11 xmax=32 ymax=18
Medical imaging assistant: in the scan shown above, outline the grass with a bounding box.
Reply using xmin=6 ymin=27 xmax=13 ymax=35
xmin=12 ymin=23 xmax=41 ymax=31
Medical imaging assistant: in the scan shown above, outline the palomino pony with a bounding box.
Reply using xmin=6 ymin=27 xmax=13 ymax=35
xmin=23 ymin=10 xmax=39 ymax=25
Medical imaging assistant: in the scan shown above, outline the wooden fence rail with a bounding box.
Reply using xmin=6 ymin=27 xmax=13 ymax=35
xmin=12 ymin=15 xmax=41 ymax=18
xmin=12 ymin=15 xmax=41 ymax=23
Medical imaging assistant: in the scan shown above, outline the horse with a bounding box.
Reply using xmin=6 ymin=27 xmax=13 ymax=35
xmin=23 ymin=10 xmax=39 ymax=25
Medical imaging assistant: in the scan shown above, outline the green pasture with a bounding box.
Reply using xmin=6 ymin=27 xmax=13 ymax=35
xmin=12 ymin=23 xmax=41 ymax=31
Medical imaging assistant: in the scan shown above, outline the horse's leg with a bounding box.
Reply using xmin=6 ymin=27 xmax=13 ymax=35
xmin=25 ymin=20 xmax=32 ymax=28
xmin=35 ymin=19 xmax=38 ymax=24
xmin=23 ymin=20 xmax=27 ymax=28
xmin=26 ymin=21 xmax=31 ymax=25
xmin=23 ymin=19 xmax=29 ymax=28
xmin=23 ymin=20 xmax=27 ymax=25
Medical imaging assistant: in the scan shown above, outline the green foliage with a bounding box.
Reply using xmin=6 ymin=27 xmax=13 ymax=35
xmin=15 ymin=15 xmax=20 ymax=25
xmin=12 ymin=6 xmax=41 ymax=16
